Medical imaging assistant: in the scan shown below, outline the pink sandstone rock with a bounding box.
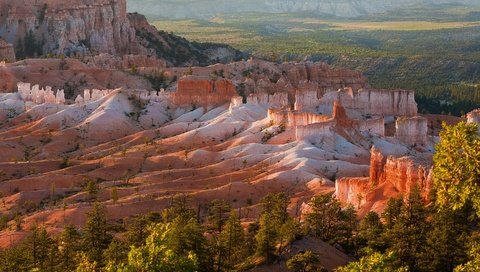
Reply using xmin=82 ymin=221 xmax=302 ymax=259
xmin=173 ymin=76 xmax=237 ymax=108
xmin=336 ymin=146 xmax=433 ymax=215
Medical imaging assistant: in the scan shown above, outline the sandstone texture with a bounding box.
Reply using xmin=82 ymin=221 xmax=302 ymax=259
xmin=0 ymin=0 xmax=139 ymax=56
xmin=395 ymin=116 xmax=429 ymax=146
xmin=173 ymin=76 xmax=238 ymax=108
xmin=0 ymin=0 xmax=240 ymax=66
xmin=336 ymin=146 xmax=433 ymax=216
xmin=0 ymin=38 xmax=15 ymax=62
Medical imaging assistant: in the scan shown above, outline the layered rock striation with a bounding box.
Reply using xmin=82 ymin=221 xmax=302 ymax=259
xmin=173 ymin=76 xmax=238 ymax=108
xmin=336 ymin=146 xmax=433 ymax=215
xmin=0 ymin=0 xmax=141 ymax=56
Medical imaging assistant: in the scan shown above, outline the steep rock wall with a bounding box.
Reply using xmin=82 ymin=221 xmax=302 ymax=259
xmin=0 ymin=0 xmax=142 ymax=56
xmin=395 ymin=116 xmax=428 ymax=146
xmin=336 ymin=146 xmax=433 ymax=215
xmin=268 ymin=109 xmax=330 ymax=127
xmin=173 ymin=76 xmax=237 ymax=108
xmin=0 ymin=38 xmax=15 ymax=62
xmin=318 ymin=88 xmax=417 ymax=117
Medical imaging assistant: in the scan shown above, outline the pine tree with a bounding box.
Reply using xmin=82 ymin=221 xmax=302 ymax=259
xmin=383 ymin=187 xmax=428 ymax=271
xmin=59 ymin=224 xmax=82 ymax=271
xmin=218 ymin=210 xmax=245 ymax=270
xmin=207 ymin=199 xmax=231 ymax=233
xmin=419 ymin=206 xmax=471 ymax=272
xmin=255 ymin=213 xmax=277 ymax=262
xmin=23 ymin=225 xmax=59 ymax=271
xmin=82 ymin=202 xmax=112 ymax=266
xmin=355 ymin=211 xmax=385 ymax=254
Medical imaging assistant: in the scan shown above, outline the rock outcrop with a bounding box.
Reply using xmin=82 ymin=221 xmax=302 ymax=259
xmin=467 ymin=109 xmax=480 ymax=125
xmin=173 ymin=76 xmax=237 ymax=108
xmin=0 ymin=0 xmax=141 ymax=56
xmin=0 ymin=38 xmax=15 ymax=62
xmin=17 ymin=82 xmax=65 ymax=105
xmin=336 ymin=146 xmax=433 ymax=215
xmin=395 ymin=116 xmax=428 ymax=146
xmin=295 ymin=102 xmax=385 ymax=141
xmin=318 ymin=88 xmax=418 ymax=117
xmin=0 ymin=0 xmax=239 ymax=66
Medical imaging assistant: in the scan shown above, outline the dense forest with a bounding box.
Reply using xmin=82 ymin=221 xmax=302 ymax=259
xmin=0 ymin=122 xmax=479 ymax=272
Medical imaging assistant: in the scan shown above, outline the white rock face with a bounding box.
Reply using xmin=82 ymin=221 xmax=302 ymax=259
xmin=318 ymin=88 xmax=417 ymax=117
xmin=17 ymin=82 xmax=66 ymax=105
xmin=395 ymin=116 xmax=428 ymax=146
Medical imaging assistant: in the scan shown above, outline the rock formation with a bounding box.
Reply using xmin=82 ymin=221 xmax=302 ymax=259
xmin=173 ymin=76 xmax=237 ymax=108
xmin=0 ymin=38 xmax=15 ymax=62
xmin=0 ymin=0 xmax=141 ymax=56
xmin=0 ymin=0 xmax=239 ymax=66
xmin=336 ymin=146 xmax=433 ymax=215
xmin=17 ymin=82 xmax=65 ymax=105
xmin=395 ymin=116 xmax=428 ymax=146
xmin=467 ymin=109 xmax=480 ymax=125
xmin=317 ymin=88 xmax=418 ymax=117
xmin=295 ymin=102 xmax=385 ymax=141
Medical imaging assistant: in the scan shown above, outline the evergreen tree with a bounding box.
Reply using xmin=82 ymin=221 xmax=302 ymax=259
xmin=207 ymin=199 xmax=231 ymax=233
xmin=305 ymin=193 xmax=356 ymax=247
xmin=255 ymin=213 xmax=277 ymax=262
xmin=286 ymin=251 xmax=326 ymax=272
xmin=336 ymin=250 xmax=408 ymax=272
xmin=355 ymin=211 xmax=385 ymax=254
xmin=59 ymin=224 xmax=82 ymax=271
xmin=82 ymin=202 xmax=112 ymax=266
xmin=23 ymin=225 xmax=59 ymax=271
xmin=383 ymin=187 xmax=428 ymax=271
xmin=419 ymin=207 xmax=470 ymax=272
xmin=124 ymin=220 xmax=203 ymax=272
xmin=434 ymin=122 xmax=480 ymax=216
xmin=217 ymin=210 xmax=246 ymax=270
xmin=103 ymin=239 xmax=129 ymax=266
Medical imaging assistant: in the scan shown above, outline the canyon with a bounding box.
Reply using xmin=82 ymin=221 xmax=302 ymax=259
xmin=0 ymin=1 xmax=479 ymax=267
xmin=1 ymin=56 xmax=473 ymax=246
xmin=0 ymin=0 xmax=239 ymax=66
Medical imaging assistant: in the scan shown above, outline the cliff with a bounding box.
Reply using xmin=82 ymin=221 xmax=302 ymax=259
xmin=0 ymin=0 xmax=241 ymax=66
xmin=336 ymin=146 xmax=433 ymax=216
xmin=0 ymin=0 xmax=140 ymax=57
xmin=318 ymin=88 xmax=418 ymax=117
xmin=395 ymin=116 xmax=428 ymax=146
xmin=173 ymin=76 xmax=237 ymax=108
xmin=0 ymin=38 xmax=15 ymax=62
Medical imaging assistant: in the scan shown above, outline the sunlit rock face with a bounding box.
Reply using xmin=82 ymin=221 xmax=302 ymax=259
xmin=336 ymin=146 xmax=433 ymax=216
xmin=395 ymin=116 xmax=428 ymax=146
xmin=174 ymin=76 xmax=238 ymax=108
xmin=0 ymin=0 xmax=143 ymax=56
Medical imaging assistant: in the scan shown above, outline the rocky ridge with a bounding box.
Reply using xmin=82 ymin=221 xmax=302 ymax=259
xmin=0 ymin=0 xmax=240 ymax=66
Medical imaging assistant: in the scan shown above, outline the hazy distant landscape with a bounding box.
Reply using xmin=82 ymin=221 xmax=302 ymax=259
xmin=129 ymin=0 xmax=480 ymax=115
